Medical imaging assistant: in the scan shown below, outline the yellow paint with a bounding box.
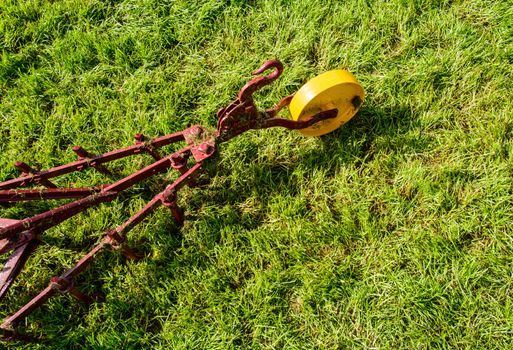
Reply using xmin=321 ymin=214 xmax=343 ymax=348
xmin=289 ymin=69 xmax=364 ymax=136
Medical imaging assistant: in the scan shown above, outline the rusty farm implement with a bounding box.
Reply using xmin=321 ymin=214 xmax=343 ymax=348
xmin=0 ymin=59 xmax=364 ymax=341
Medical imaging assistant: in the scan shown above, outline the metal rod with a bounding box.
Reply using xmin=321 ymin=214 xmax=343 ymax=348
xmin=14 ymin=161 xmax=57 ymax=188
xmin=134 ymin=134 xmax=162 ymax=161
xmin=1 ymin=284 xmax=56 ymax=332
xmin=0 ymin=130 xmax=186 ymax=190
xmin=259 ymin=109 xmax=338 ymax=129
xmin=0 ymin=153 xmax=183 ymax=240
xmin=0 ymin=187 xmax=103 ymax=202
xmin=0 ymin=191 xmax=117 ymax=240
xmin=72 ymin=146 xmax=113 ymax=175
xmin=103 ymin=156 xmax=172 ymax=193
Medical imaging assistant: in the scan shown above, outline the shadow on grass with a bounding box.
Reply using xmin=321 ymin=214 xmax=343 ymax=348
xmin=157 ymin=101 xmax=430 ymax=268
xmin=1 ymin=101 xmax=429 ymax=344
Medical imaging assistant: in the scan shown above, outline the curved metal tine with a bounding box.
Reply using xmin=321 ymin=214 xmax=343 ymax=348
xmin=237 ymin=59 xmax=284 ymax=101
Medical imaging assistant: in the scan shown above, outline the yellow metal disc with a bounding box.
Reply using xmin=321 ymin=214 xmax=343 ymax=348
xmin=289 ymin=69 xmax=364 ymax=136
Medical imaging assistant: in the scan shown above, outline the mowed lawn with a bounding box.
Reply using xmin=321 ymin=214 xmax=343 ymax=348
xmin=1 ymin=0 xmax=512 ymax=348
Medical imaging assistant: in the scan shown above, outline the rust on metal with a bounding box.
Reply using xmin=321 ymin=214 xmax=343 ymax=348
xmin=14 ymin=161 xmax=57 ymax=188
xmin=0 ymin=60 xmax=339 ymax=341
xmin=0 ymin=187 xmax=104 ymax=202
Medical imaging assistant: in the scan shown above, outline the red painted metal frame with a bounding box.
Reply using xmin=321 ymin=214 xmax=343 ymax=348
xmin=0 ymin=59 xmax=338 ymax=342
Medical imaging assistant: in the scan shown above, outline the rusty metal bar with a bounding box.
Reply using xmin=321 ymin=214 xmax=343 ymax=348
xmin=0 ymin=187 xmax=103 ymax=202
xmin=116 ymin=163 xmax=202 ymax=235
xmin=72 ymin=146 xmax=113 ymax=176
xmin=13 ymin=161 xmax=57 ymax=188
xmin=134 ymin=133 xmax=162 ymax=161
xmin=0 ymin=130 xmax=186 ymax=190
xmin=103 ymin=155 xmax=173 ymax=193
xmin=1 ymin=284 xmax=56 ymax=333
xmin=114 ymin=197 xmax=162 ymax=237
xmin=0 ymin=220 xmax=37 ymax=255
xmin=259 ymin=109 xmax=338 ymax=130
xmin=0 ymin=191 xmax=117 ymax=240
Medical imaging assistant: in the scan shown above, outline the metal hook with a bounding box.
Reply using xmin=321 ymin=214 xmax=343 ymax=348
xmin=237 ymin=59 xmax=284 ymax=101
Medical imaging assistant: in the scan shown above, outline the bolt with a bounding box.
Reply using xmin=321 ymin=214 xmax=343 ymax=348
xmin=72 ymin=146 xmax=89 ymax=159
xmin=50 ymin=276 xmax=70 ymax=292
xmin=106 ymin=229 xmax=125 ymax=245
xmin=191 ymin=126 xmax=203 ymax=136
xmin=170 ymin=154 xmax=185 ymax=168
xmin=198 ymin=143 xmax=213 ymax=154
xmin=14 ymin=161 xmax=32 ymax=174
xmin=134 ymin=133 xmax=144 ymax=143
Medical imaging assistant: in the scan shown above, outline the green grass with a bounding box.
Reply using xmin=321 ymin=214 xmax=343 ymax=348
xmin=1 ymin=0 xmax=513 ymax=348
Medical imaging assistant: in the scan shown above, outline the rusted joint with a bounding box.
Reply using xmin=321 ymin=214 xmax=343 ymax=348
xmin=170 ymin=154 xmax=187 ymax=170
xmin=190 ymin=125 xmax=203 ymax=137
xmin=50 ymin=276 xmax=74 ymax=294
xmin=191 ymin=142 xmax=216 ymax=162
xmin=14 ymin=161 xmax=33 ymax=178
xmin=105 ymin=230 xmax=142 ymax=260
xmin=184 ymin=125 xmax=207 ymax=146
xmin=50 ymin=276 xmax=93 ymax=304
xmin=105 ymin=229 xmax=126 ymax=249
xmin=170 ymin=150 xmax=198 ymax=187
xmin=15 ymin=229 xmax=39 ymax=247
xmin=0 ymin=228 xmax=35 ymax=255
xmin=134 ymin=134 xmax=161 ymax=160
xmin=160 ymin=188 xmax=184 ymax=225
xmin=134 ymin=133 xmax=145 ymax=145
xmin=72 ymin=146 xmax=91 ymax=161
xmin=198 ymin=143 xmax=214 ymax=155
xmin=160 ymin=187 xmax=177 ymax=206
xmin=72 ymin=146 xmax=113 ymax=175
xmin=14 ymin=161 xmax=56 ymax=188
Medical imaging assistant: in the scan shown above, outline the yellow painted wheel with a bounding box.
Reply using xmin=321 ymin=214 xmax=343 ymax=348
xmin=289 ymin=69 xmax=365 ymax=136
